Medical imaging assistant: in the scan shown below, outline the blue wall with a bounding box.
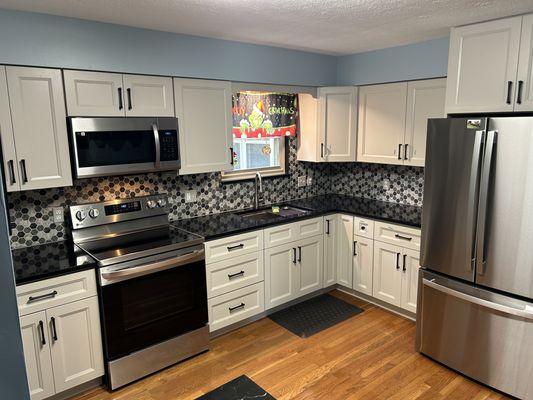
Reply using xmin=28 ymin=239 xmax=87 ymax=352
xmin=0 ymin=9 xmax=337 ymax=86
xmin=337 ymin=37 xmax=450 ymax=85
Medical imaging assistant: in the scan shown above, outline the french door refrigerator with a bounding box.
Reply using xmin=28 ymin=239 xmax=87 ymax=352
xmin=417 ymin=116 xmax=533 ymax=399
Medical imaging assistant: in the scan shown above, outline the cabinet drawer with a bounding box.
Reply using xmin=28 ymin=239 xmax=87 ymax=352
xmin=206 ymin=252 xmax=263 ymax=298
xmin=208 ymin=282 xmax=264 ymax=332
xmin=354 ymin=217 xmax=374 ymax=238
xmin=264 ymin=217 xmax=323 ymax=248
xmin=296 ymin=217 xmax=323 ymax=239
xmin=374 ymin=221 xmax=421 ymax=251
xmin=205 ymin=230 xmax=263 ymax=264
xmin=17 ymin=270 xmax=97 ymax=316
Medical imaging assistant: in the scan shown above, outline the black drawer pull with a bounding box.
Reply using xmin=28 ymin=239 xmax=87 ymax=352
xmin=395 ymin=234 xmax=412 ymax=241
xmin=326 ymin=219 xmax=330 ymax=235
xmin=396 ymin=253 xmax=400 ymax=270
xmin=403 ymin=254 xmax=407 ymax=272
xmin=297 ymin=246 xmax=302 ymax=263
xmin=227 ymin=244 xmax=244 ymax=251
xmin=292 ymin=247 xmax=297 ymax=264
xmin=353 ymin=241 xmax=357 ymax=256
xmin=229 ymin=303 xmax=245 ymax=312
xmin=28 ymin=290 xmax=58 ymax=304
xmin=38 ymin=320 xmax=46 ymax=346
xmin=228 ymin=270 xmax=245 ymax=279
xmin=50 ymin=317 xmax=58 ymax=341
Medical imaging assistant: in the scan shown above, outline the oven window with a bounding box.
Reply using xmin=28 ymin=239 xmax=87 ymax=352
xmin=75 ymin=131 xmax=155 ymax=167
xmin=100 ymin=260 xmax=207 ymax=360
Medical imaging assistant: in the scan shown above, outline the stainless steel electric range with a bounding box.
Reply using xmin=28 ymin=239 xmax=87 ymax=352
xmin=70 ymin=194 xmax=208 ymax=390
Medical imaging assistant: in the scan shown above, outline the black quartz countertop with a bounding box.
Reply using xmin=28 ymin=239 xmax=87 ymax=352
xmin=173 ymin=194 xmax=422 ymax=241
xmin=12 ymin=241 xmax=97 ymax=286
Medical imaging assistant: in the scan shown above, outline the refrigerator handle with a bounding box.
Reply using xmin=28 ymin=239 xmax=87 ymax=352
xmin=476 ymin=130 xmax=497 ymax=276
xmin=466 ymin=131 xmax=484 ymax=271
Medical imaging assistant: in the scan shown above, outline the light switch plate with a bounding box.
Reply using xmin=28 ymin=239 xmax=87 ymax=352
xmin=185 ymin=190 xmax=197 ymax=203
xmin=52 ymin=207 xmax=64 ymax=223
xmin=306 ymin=177 xmax=313 ymax=186
xmin=297 ymin=176 xmax=307 ymax=187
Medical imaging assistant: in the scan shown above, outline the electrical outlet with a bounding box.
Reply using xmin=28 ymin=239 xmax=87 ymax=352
xmin=185 ymin=190 xmax=197 ymax=203
xmin=52 ymin=207 xmax=64 ymax=223
xmin=297 ymin=176 xmax=307 ymax=187
xmin=383 ymin=178 xmax=391 ymax=190
xmin=306 ymin=176 xmax=313 ymax=186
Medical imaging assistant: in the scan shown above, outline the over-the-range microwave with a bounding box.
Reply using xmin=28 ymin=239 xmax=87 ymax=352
xmin=69 ymin=117 xmax=180 ymax=178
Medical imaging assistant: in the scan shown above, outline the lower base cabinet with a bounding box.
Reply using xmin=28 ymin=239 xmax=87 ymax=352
xmin=352 ymin=236 xmax=374 ymax=296
xmin=337 ymin=214 xmax=354 ymax=288
xmin=400 ymin=248 xmax=421 ymax=313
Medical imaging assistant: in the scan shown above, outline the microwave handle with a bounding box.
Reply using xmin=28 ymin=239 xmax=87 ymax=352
xmin=152 ymin=124 xmax=161 ymax=168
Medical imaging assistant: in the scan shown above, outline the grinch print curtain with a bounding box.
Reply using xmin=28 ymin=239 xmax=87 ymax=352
xmin=232 ymin=92 xmax=298 ymax=139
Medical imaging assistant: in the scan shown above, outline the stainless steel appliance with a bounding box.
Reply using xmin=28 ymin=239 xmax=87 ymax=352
xmin=417 ymin=117 xmax=533 ymax=399
xmin=70 ymin=195 xmax=208 ymax=390
xmin=69 ymin=117 xmax=180 ymax=178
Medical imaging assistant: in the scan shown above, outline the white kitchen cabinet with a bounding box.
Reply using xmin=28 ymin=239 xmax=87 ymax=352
xmin=6 ymin=66 xmax=72 ymax=190
xmin=296 ymin=235 xmax=323 ymax=297
xmin=337 ymin=214 xmax=354 ymax=288
xmin=47 ymin=296 xmax=104 ymax=393
xmin=323 ymin=215 xmax=338 ymax=287
xmin=357 ymin=82 xmax=407 ymax=165
xmin=174 ymin=78 xmax=233 ymax=174
xmin=445 ymin=16 xmax=522 ymax=114
xmin=516 ymin=14 xmax=533 ymax=112
xmin=265 ymin=242 xmax=297 ymax=309
xmin=20 ymin=312 xmax=55 ymax=400
xmin=372 ymin=241 xmax=403 ymax=307
xmin=296 ymin=93 xmax=321 ymax=162
xmin=122 ymin=74 xmax=174 ymax=117
xmin=353 ymin=236 xmax=373 ymax=296
xmin=404 ymin=79 xmax=446 ymax=166
xmin=400 ymin=248 xmax=421 ymax=313
xmin=0 ymin=66 xmax=20 ymax=192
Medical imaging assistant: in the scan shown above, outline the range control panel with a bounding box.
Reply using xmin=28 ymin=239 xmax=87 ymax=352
xmin=69 ymin=194 xmax=170 ymax=229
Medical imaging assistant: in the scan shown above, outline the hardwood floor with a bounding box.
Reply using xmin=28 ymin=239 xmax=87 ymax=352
xmin=73 ymin=291 xmax=510 ymax=400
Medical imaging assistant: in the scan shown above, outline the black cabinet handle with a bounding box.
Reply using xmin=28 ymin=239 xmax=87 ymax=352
xmin=227 ymin=244 xmax=244 ymax=251
xmin=292 ymin=247 xmax=297 ymax=264
xmin=396 ymin=253 xmax=400 ymax=270
xmin=353 ymin=241 xmax=357 ymax=256
xmin=229 ymin=147 xmax=234 ymax=166
xmin=506 ymin=81 xmax=513 ymax=104
xmin=297 ymin=246 xmax=302 ymax=263
xmin=27 ymin=290 xmax=57 ymax=304
xmin=398 ymin=144 xmax=402 ymax=160
xmin=404 ymin=144 xmax=409 ymax=160
xmin=395 ymin=234 xmax=412 ymax=241
xmin=118 ymin=87 xmax=123 ymax=110
xmin=321 ymin=143 xmax=325 ymax=158
xmin=517 ymin=80 xmax=524 ymax=105
xmin=229 ymin=303 xmax=245 ymax=312
xmin=38 ymin=320 xmax=46 ymax=346
xmin=50 ymin=317 xmax=58 ymax=341
xmin=127 ymin=88 xmax=132 ymax=110
xmin=403 ymin=254 xmax=407 ymax=272
xmin=326 ymin=219 xmax=330 ymax=235
xmin=19 ymin=159 xmax=28 ymax=183
xmin=7 ymin=160 xmax=16 ymax=185
xmin=228 ymin=270 xmax=245 ymax=279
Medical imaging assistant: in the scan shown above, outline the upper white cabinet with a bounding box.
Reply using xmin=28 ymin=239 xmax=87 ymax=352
xmin=516 ymin=14 xmax=533 ymax=111
xmin=6 ymin=66 xmax=73 ymax=190
xmin=357 ymin=79 xmax=445 ymax=167
xmin=174 ymin=78 xmax=233 ymax=175
xmin=297 ymin=87 xmax=358 ymax=162
xmin=64 ymin=70 xmax=174 ymax=117
xmin=0 ymin=67 xmax=20 ymax=192
xmin=445 ymin=15 xmax=523 ymax=113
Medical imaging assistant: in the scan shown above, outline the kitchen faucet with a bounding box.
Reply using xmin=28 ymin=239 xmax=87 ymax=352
xmin=254 ymin=172 xmax=263 ymax=210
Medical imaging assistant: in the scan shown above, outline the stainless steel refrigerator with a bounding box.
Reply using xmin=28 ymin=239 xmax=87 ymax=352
xmin=417 ymin=116 xmax=533 ymax=399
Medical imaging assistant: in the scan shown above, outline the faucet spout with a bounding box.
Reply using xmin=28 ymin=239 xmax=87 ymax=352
xmin=254 ymin=172 xmax=263 ymax=210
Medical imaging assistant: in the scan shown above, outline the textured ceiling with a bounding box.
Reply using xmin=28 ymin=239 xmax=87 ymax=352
xmin=1 ymin=0 xmax=533 ymax=55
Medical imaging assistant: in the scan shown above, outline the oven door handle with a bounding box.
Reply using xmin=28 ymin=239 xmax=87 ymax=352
xmin=153 ymin=123 xmax=161 ymax=168
xmin=101 ymin=249 xmax=205 ymax=283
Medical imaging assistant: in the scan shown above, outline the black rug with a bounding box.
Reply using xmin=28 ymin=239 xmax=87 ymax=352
xmin=196 ymin=375 xmax=275 ymax=400
xmin=269 ymin=294 xmax=364 ymax=338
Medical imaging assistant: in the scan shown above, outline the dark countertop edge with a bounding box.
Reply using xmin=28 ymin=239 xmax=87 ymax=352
xmin=14 ymin=262 xmax=97 ymax=286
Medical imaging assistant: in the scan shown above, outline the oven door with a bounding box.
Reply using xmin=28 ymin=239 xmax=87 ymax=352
xmin=99 ymin=246 xmax=207 ymax=361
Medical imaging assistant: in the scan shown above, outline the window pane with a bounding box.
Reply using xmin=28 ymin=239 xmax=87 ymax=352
xmin=232 ymin=138 xmax=281 ymax=171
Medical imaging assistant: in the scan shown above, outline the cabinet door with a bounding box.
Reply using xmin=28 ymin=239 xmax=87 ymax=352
xmin=123 ymin=74 xmax=174 ymax=117
xmin=353 ymin=236 xmax=373 ymax=296
xmin=297 ymin=93 xmax=322 ymax=162
xmin=318 ymin=86 xmax=357 ymax=162
xmin=48 ymin=297 xmax=104 ymax=393
xmin=337 ymin=214 xmax=354 ymax=288
xmin=7 ymin=67 xmax=73 ymax=190
xmin=445 ymin=16 xmax=522 ymax=114
xmin=400 ymin=248 xmax=421 ymax=313
xmin=372 ymin=241 xmax=402 ymax=307
xmin=174 ymin=78 xmax=232 ymax=174
xmin=63 ymin=70 xmax=124 ymax=117
xmin=296 ymin=235 xmax=323 ymax=297
xmin=265 ymin=242 xmax=298 ymax=309
xmin=323 ymin=215 xmax=338 ymax=287
xmin=516 ymin=14 xmax=533 ymax=112
xmin=20 ymin=312 xmax=55 ymax=400
xmin=357 ymin=82 xmax=407 ymax=165
xmin=404 ymin=79 xmax=446 ymax=167
xmin=0 ymin=66 xmax=20 ymax=191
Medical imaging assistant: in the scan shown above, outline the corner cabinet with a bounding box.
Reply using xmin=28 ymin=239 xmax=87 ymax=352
xmin=4 ymin=66 xmax=72 ymax=191
xmin=174 ymin=78 xmax=233 ymax=175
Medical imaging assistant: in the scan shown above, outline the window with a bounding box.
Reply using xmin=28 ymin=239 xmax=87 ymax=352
xmin=221 ymin=91 xmax=297 ymax=181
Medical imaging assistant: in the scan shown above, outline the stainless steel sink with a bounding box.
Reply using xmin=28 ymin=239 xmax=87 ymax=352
xmin=236 ymin=205 xmax=310 ymax=221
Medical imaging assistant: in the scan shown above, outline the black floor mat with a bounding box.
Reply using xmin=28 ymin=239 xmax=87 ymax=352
xmin=196 ymin=375 xmax=276 ymax=400
xmin=269 ymin=294 xmax=364 ymax=338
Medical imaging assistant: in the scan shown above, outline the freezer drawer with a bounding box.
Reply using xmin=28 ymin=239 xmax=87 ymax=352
xmin=416 ymin=270 xmax=533 ymax=399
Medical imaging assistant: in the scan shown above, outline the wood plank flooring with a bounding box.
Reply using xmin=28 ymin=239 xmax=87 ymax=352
xmin=73 ymin=290 xmax=510 ymax=400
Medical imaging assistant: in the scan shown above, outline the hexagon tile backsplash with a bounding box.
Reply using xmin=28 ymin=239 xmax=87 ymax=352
xmin=7 ymin=139 xmax=424 ymax=248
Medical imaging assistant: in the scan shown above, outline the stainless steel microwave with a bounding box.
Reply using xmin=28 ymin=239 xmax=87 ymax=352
xmin=69 ymin=117 xmax=180 ymax=178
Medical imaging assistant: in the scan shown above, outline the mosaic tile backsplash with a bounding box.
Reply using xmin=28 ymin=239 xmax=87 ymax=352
xmin=7 ymin=138 xmax=424 ymax=248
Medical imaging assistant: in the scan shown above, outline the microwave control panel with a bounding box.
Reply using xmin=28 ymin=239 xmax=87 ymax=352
xmin=159 ymin=130 xmax=179 ymax=161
